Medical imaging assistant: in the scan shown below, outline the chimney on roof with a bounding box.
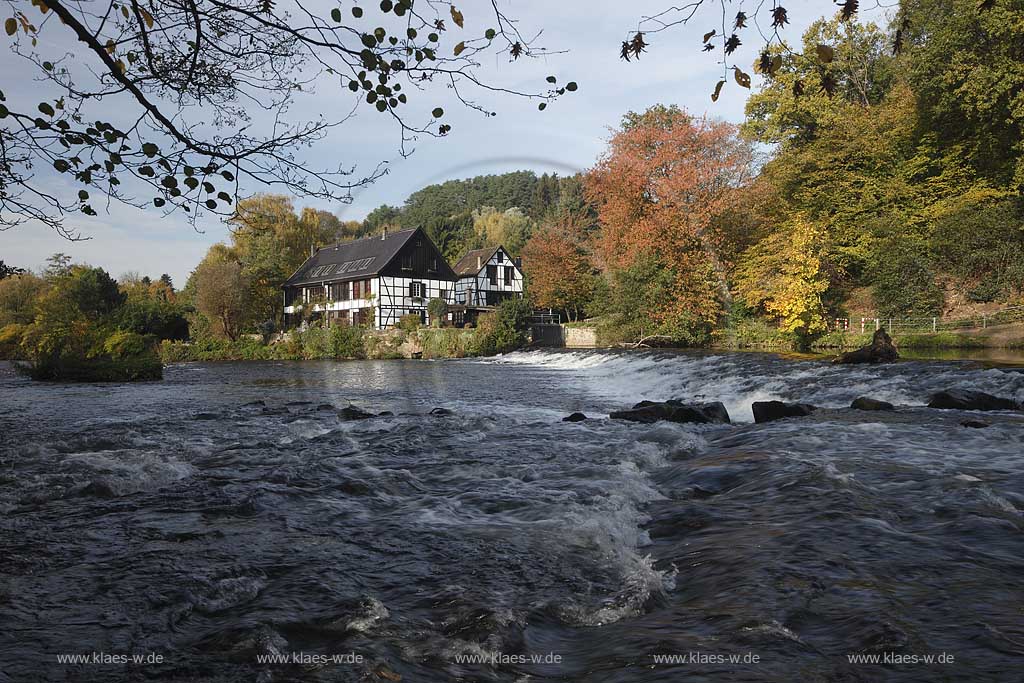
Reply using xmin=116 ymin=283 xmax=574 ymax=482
xmin=477 ymin=255 xmax=482 ymax=270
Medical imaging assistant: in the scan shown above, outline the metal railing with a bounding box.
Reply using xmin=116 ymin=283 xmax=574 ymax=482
xmin=840 ymin=304 xmax=1024 ymax=334
xmin=528 ymin=312 xmax=562 ymax=325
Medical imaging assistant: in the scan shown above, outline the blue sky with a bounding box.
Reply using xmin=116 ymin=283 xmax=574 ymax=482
xmin=0 ymin=0 xmax=881 ymax=286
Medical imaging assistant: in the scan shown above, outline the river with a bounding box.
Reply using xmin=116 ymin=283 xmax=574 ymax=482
xmin=1 ymin=350 xmax=1023 ymax=682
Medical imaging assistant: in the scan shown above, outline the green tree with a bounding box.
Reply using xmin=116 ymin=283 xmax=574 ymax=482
xmin=192 ymin=257 xmax=252 ymax=341
xmin=0 ymin=271 xmax=46 ymax=327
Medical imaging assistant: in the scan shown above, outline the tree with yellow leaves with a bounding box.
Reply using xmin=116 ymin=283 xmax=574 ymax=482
xmin=734 ymin=214 xmax=830 ymax=340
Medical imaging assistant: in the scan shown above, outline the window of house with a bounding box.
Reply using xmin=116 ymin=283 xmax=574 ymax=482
xmin=486 ymin=264 xmax=497 ymax=285
xmin=409 ymin=281 xmax=425 ymax=298
xmin=496 ymin=251 xmax=504 ymax=263
xmin=352 ymin=280 xmax=361 ymax=299
xmin=439 ymin=289 xmax=449 ymax=301
xmin=401 ymin=253 xmax=413 ymax=270
xmin=504 ymin=266 xmax=514 ymax=285
xmin=339 ymin=281 xmax=350 ymax=300
xmin=363 ymin=279 xmax=371 ymax=296
xmin=429 ymin=257 xmax=438 ymax=272
xmin=485 ymin=291 xmax=498 ymax=306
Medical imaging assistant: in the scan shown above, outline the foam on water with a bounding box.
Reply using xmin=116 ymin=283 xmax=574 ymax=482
xmin=487 ymin=349 xmax=1024 ymax=421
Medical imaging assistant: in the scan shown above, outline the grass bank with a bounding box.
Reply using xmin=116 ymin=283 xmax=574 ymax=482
xmin=160 ymin=324 xmax=515 ymax=363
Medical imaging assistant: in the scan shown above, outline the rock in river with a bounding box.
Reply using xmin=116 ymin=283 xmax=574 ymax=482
xmin=834 ymin=328 xmax=899 ymax=364
xmin=927 ymin=390 xmax=1021 ymax=412
xmin=563 ymin=412 xmax=588 ymax=422
xmin=610 ymin=399 xmax=730 ymax=425
xmin=751 ymin=400 xmax=817 ymax=423
xmin=338 ymin=405 xmax=375 ymax=420
xmin=851 ymin=397 xmax=895 ymax=411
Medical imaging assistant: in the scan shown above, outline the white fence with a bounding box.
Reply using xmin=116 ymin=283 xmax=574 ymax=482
xmin=836 ymin=304 xmax=1024 ymax=334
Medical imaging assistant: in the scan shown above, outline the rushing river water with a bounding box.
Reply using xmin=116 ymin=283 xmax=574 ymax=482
xmin=1 ymin=351 xmax=1023 ymax=682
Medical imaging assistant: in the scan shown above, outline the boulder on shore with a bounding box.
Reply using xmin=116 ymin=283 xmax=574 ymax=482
xmin=851 ymin=397 xmax=895 ymax=411
xmin=563 ymin=412 xmax=588 ymax=422
xmin=752 ymin=400 xmax=817 ymax=424
xmin=834 ymin=329 xmax=899 ymax=364
xmin=927 ymin=390 xmax=1021 ymax=412
xmin=610 ymin=399 xmax=731 ymax=425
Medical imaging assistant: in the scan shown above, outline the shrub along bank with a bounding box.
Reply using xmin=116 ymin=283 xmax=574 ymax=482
xmin=159 ymin=299 xmax=532 ymax=363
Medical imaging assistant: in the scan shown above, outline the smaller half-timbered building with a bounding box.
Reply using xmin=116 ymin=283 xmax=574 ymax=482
xmin=452 ymin=245 xmax=525 ymax=311
xmin=282 ymin=228 xmax=458 ymax=329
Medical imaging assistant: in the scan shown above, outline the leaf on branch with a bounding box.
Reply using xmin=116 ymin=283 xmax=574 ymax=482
xmin=725 ymin=34 xmax=741 ymax=55
xmin=620 ymin=41 xmax=631 ymax=61
xmin=450 ymin=6 xmax=464 ymax=29
xmin=453 ymin=41 xmax=465 ymax=56
xmin=734 ymin=12 xmax=747 ymax=29
xmin=771 ymin=7 xmax=789 ymax=28
xmin=793 ymin=79 xmax=805 ymax=96
xmin=838 ymin=0 xmax=859 ymax=21
xmin=432 ymin=107 xmax=444 ymax=118
xmin=139 ymin=7 xmax=155 ymax=29
xmin=628 ymin=32 xmax=647 ymax=59
xmin=510 ymin=41 xmax=523 ymax=59
xmin=815 ymin=44 xmax=835 ymax=63
xmin=820 ymin=73 xmax=837 ymax=96
xmin=5 ymin=18 xmax=16 ymax=36
xmin=703 ymin=29 xmax=716 ymax=43
xmin=703 ymin=43 xmax=714 ymax=52
xmin=711 ymin=79 xmax=726 ymax=102
xmin=331 ymin=8 xmax=341 ymax=22
xmin=734 ymin=67 xmax=751 ymax=88
xmin=566 ymin=81 xmax=578 ymax=92
xmin=38 ymin=102 xmax=54 ymax=116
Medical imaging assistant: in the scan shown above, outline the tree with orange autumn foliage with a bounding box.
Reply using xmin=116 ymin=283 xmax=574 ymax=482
xmin=523 ymin=218 xmax=598 ymax=321
xmin=586 ymin=105 xmax=753 ymax=338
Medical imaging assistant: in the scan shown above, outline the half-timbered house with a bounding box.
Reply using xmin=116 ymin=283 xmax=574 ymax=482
xmin=282 ymin=228 xmax=458 ymax=329
xmin=452 ymin=245 xmax=525 ymax=316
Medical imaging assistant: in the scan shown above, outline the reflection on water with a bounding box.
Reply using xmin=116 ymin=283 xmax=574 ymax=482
xmin=1 ymin=352 xmax=1023 ymax=682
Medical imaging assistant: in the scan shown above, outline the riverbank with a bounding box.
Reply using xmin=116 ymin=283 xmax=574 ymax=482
xmin=707 ymin=320 xmax=1024 ymax=353
xmin=159 ymin=326 xmax=490 ymax=363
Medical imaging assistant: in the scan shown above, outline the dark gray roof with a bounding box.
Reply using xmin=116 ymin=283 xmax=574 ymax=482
xmin=453 ymin=246 xmax=500 ymax=276
xmin=283 ymin=228 xmax=418 ymax=287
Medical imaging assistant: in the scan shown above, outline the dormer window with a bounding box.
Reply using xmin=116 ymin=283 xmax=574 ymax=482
xmin=496 ymin=251 xmax=504 ymax=263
